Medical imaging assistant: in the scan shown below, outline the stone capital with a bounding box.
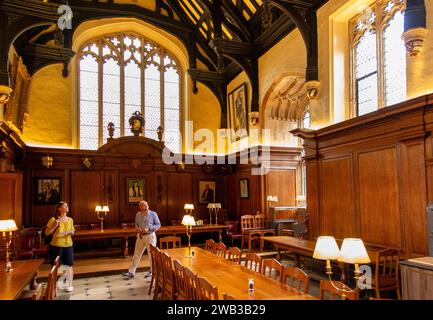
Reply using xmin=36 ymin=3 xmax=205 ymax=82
xmin=0 ymin=85 xmax=13 ymax=104
xmin=401 ymin=27 xmax=428 ymax=57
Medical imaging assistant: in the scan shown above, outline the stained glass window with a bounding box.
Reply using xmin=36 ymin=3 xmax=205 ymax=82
xmin=79 ymin=33 xmax=181 ymax=152
xmin=351 ymin=0 xmax=406 ymax=116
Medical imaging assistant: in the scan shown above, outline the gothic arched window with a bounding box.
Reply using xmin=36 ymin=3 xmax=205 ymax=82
xmin=351 ymin=0 xmax=406 ymax=116
xmin=78 ymin=33 xmax=181 ymax=152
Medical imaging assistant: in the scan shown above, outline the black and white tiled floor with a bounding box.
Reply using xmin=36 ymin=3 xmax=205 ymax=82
xmin=57 ymin=272 xmax=153 ymax=300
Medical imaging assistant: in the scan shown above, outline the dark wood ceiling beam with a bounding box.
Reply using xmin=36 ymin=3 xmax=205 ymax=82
xmin=221 ymin=0 xmax=251 ymax=42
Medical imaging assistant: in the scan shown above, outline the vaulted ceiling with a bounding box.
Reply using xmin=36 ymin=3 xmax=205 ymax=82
xmin=0 ymin=0 xmax=327 ymax=126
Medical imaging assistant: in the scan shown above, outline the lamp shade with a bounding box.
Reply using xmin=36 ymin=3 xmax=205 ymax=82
xmin=95 ymin=205 xmax=103 ymax=212
xmin=337 ymin=238 xmax=371 ymax=264
xmin=207 ymin=203 xmax=215 ymax=209
xmin=214 ymin=203 xmax=221 ymax=209
xmin=273 ymin=196 xmax=278 ymax=202
xmin=0 ymin=219 xmax=18 ymax=232
xmin=267 ymin=195 xmax=274 ymax=201
xmin=184 ymin=204 xmax=194 ymax=210
xmin=102 ymin=206 xmax=110 ymax=212
xmin=181 ymin=215 xmax=196 ymax=226
xmin=313 ymin=236 xmax=340 ymax=260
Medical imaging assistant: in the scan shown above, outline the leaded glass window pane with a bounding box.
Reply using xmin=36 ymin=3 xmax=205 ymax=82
xmin=145 ymin=63 xmax=161 ymax=141
xmin=355 ymin=30 xmax=378 ymax=115
xmin=302 ymin=110 xmax=310 ymax=129
xmin=102 ymin=58 xmax=121 ymax=143
xmin=124 ymin=61 xmax=141 ymax=136
xmin=79 ymin=55 xmax=99 ymax=150
xmin=164 ymin=66 xmax=180 ymax=153
xmin=384 ymin=11 xmax=406 ymax=106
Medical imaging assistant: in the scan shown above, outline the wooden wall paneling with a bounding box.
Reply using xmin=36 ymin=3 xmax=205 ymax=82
xmin=357 ymin=147 xmax=401 ymax=248
xmin=319 ymin=156 xmax=355 ymax=239
xmin=425 ymin=136 xmax=433 ymax=204
xmin=266 ymin=169 xmax=296 ymax=207
xmin=70 ymin=170 xmax=103 ymax=225
xmin=104 ymin=170 xmax=118 ymax=227
xmin=167 ymin=173 xmax=193 ymax=224
xmin=306 ymin=160 xmax=319 ymax=238
xmin=30 ymin=170 xmax=66 ymax=226
xmin=0 ymin=173 xmax=23 ymax=227
xmin=153 ymin=172 xmax=167 ymax=226
xmin=399 ymin=139 xmax=428 ymax=255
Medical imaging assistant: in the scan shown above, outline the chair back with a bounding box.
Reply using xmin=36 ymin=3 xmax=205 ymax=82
xmin=184 ymin=266 xmax=199 ymax=300
xmin=152 ymin=245 xmax=164 ymax=300
xmin=291 ymin=222 xmax=308 ymax=239
xmin=244 ymin=253 xmax=262 ymax=273
xmin=161 ymin=252 xmax=175 ymax=300
xmin=160 ymin=236 xmax=181 ymax=249
xmin=32 ymin=283 xmax=44 ymax=300
xmin=319 ymin=280 xmax=359 ymax=300
xmin=44 ymin=256 xmax=60 ymax=300
xmin=16 ymin=230 xmax=36 ymax=259
xmin=205 ymin=239 xmax=216 ymax=252
xmin=223 ymin=293 xmax=236 ymax=300
xmin=240 ymin=215 xmax=255 ymax=232
xmin=254 ymin=214 xmax=268 ymax=229
xmin=225 ymin=221 xmax=239 ymax=235
xmin=372 ymin=248 xmax=400 ymax=298
xmin=173 ymin=259 xmax=187 ymax=300
xmin=197 ymin=276 xmax=219 ymax=300
xmin=214 ymin=242 xmax=227 ymax=258
xmin=282 ymin=266 xmax=310 ymax=294
xmin=227 ymin=247 xmax=242 ymax=264
xmin=261 ymin=258 xmax=284 ymax=281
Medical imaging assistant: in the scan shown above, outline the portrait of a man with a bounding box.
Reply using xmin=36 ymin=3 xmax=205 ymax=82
xmin=127 ymin=178 xmax=146 ymax=203
xmin=199 ymin=181 xmax=216 ymax=204
xmin=228 ymin=83 xmax=248 ymax=142
xmin=35 ymin=178 xmax=61 ymax=204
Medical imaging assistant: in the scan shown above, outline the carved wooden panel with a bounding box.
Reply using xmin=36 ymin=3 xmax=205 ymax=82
xmin=320 ymin=156 xmax=355 ymax=239
xmin=167 ymin=173 xmax=192 ymax=224
xmin=358 ymin=148 xmax=401 ymax=248
xmin=0 ymin=173 xmax=22 ymax=227
xmin=70 ymin=171 xmax=103 ymax=225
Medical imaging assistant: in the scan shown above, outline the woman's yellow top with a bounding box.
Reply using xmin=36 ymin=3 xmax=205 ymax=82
xmin=46 ymin=217 xmax=74 ymax=247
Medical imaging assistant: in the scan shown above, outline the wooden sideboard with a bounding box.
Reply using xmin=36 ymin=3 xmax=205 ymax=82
xmin=400 ymin=257 xmax=433 ymax=300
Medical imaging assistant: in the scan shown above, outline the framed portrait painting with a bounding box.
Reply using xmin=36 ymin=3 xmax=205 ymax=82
xmin=199 ymin=180 xmax=216 ymax=204
xmin=35 ymin=178 xmax=61 ymax=205
xmin=239 ymin=178 xmax=249 ymax=199
xmin=228 ymin=82 xmax=248 ymax=142
xmin=127 ymin=178 xmax=146 ymax=204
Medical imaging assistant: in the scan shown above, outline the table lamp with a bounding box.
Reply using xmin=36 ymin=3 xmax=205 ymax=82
xmin=207 ymin=203 xmax=215 ymax=225
xmin=184 ymin=203 xmax=194 ymax=216
xmin=214 ymin=203 xmax=222 ymax=225
xmin=313 ymin=236 xmax=370 ymax=295
xmin=182 ymin=214 xmax=196 ymax=258
xmin=95 ymin=205 xmax=110 ymax=231
xmin=0 ymin=219 xmax=18 ymax=272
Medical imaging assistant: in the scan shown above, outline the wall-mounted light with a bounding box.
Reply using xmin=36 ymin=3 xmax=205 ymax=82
xmin=0 ymin=85 xmax=13 ymax=104
xmin=41 ymin=154 xmax=54 ymax=168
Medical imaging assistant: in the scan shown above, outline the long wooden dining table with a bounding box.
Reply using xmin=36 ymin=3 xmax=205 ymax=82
xmin=0 ymin=259 xmax=44 ymax=300
xmin=163 ymin=246 xmax=317 ymax=300
xmin=260 ymin=236 xmax=386 ymax=282
xmin=74 ymin=224 xmax=227 ymax=256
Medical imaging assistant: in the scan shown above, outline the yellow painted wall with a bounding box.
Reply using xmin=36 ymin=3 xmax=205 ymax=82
xmin=22 ymin=64 xmax=72 ymax=147
xmin=407 ymin=0 xmax=433 ymax=98
xmin=258 ymin=29 xmax=306 ymax=107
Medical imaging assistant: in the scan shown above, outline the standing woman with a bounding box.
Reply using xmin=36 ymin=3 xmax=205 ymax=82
xmin=44 ymin=201 xmax=75 ymax=292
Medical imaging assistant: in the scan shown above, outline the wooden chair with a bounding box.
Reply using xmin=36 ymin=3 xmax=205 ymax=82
xmin=184 ymin=266 xmax=199 ymax=300
xmin=173 ymin=259 xmax=187 ymax=300
xmin=261 ymin=258 xmax=284 ymax=281
xmin=32 ymin=283 xmax=44 ymax=300
xmin=214 ymin=242 xmax=227 ymax=258
xmin=148 ymin=244 xmax=157 ymax=295
xmin=244 ymin=253 xmax=262 ymax=273
xmin=43 ymin=256 xmax=60 ymax=300
xmin=282 ymin=266 xmax=310 ymax=294
xmin=161 ymin=252 xmax=175 ymax=300
xmin=152 ymin=246 xmax=164 ymax=300
xmin=254 ymin=214 xmax=268 ymax=229
xmin=223 ymin=293 xmax=236 ymax=300
xmin=370 ymin=248 xmax=401 ymax=299
xmin=159 ymin=236 xmax=181 ymax=249
xmin=205 ymin=239 xmax=216 ymax=252
xmin=319 ymin=280 xmax=359 ymax=300
xmin=197 ymin=276 xmax=219 ymax=300
xmin=240 ymin=215 xmax=256 ymax=251
xmin=227 ymin=247 xmax=242 ymax=264
xmin=16 ymin=229 xmax=36 ymax=259
xmin=224 ymin=221 xmax=242 ymax=247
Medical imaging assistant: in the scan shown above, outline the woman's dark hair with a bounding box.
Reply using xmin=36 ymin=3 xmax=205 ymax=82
xmin=55 ymin=201 xmax=66 ymax=216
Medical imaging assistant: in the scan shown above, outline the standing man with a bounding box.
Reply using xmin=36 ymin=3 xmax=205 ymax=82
xmin=123 ymin=200 xmax=161 ymax=279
